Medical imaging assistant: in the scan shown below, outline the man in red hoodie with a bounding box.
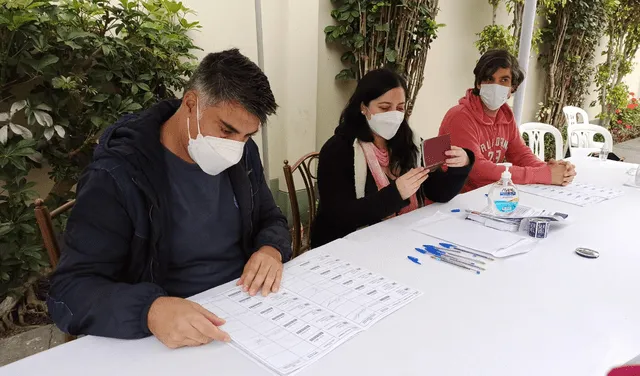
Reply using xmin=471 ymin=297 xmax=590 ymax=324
xmin=439 ymin=49 xmax=576 ymax=192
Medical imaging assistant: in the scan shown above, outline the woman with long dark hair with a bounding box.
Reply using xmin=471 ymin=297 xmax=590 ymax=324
xmin=311 ymin=68 xmax=474 ymax=248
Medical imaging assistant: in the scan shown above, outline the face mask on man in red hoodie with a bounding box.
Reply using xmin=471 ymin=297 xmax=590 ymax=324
xmin=438 ymin=49 xmax=577 ymax=192
xmin=479 ymin=83 xmax=511 ymax=111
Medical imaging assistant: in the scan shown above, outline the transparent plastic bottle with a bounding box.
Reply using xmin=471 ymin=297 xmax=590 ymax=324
xmin=488 ymin=163 xmax=520 ymax=216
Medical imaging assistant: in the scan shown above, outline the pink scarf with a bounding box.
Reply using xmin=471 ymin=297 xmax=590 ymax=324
xmin=359 ymin=141 xmax=419 ymax=216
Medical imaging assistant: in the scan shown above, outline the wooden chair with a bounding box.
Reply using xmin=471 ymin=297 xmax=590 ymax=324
xmin=283 ymin=152 xmax=319 ymax=259
xmin=34 ymin=198 xmax=77 ymax=343
xmin=34 ymin=199 xmax=75 ymax=269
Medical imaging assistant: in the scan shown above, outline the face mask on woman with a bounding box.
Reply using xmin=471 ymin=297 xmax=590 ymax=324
xmin=364 ymin=108 xmax=404 ymax=140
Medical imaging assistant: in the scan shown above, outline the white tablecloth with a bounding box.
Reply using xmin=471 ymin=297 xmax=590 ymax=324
xmin=2 ymin=157 xmax=639 ymax=376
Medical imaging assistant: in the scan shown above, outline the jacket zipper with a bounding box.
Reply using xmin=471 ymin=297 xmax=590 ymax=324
xmin=132 ymin=177 xmax=159 ymax=283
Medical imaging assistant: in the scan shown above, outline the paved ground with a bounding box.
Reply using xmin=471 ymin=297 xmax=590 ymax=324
xmin=613 ymin=137 xmax=640 ymax=163
xmin=0 ymin=325 xmax=65 ymax=367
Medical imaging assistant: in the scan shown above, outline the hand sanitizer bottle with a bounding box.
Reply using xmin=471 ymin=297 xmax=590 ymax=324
xmin=488 ymin=163 xmax=519 ymax=216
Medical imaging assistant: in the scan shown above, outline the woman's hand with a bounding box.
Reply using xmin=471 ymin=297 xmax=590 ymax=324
xmin=444 ymin=146 xmax=470 ymax=168
xmin=395 ymin=168 xmax=429 ymax=200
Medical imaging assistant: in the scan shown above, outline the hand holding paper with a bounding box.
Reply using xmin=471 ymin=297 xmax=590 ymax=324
xmin=421 ymin=134 xmax=451 ymax=169
xmin=444 ymin=146 xmax=470 ymax=168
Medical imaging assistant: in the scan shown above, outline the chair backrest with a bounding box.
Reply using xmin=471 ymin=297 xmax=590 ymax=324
xmin=562 ymin=105 xmax=590 ymax=127
xmin=34 ymin=198 xmax=77 ymax=343
xmin=561 ymin=105 xmax=611 ymax=156
xmin=34 ymin=199 xmax=75 ymax=269
xmin=283 ymin=152 xmax=319 ymax=259
xmin=519 ymin=122 xmax=564 ymax=161
xmin=567 ymin=123 xmax=613 ymax=157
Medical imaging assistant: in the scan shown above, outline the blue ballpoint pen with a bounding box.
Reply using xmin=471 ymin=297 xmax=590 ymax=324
xmin=439 ymin=243 xmax=495 ymax=261
xmin=422 ymin=246 xmax=485 ymax=271
xmin=407 ymin=255 xmax=421 ymax=265
xmin=424 ymin=245 xmax=486 ymax=265
xmin=423 ymin=245 xmax=487 ymax=265
xmin=429 ymin=255 xmax=480 ymax=275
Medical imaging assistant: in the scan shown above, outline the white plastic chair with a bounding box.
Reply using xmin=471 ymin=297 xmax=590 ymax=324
xmin=519 ymin=122 xmax=564 ymax=161
xmin=562 ymin=106 xmax=613 ymax=157
xmin=567 ymin=123 xmax=614 ymax=158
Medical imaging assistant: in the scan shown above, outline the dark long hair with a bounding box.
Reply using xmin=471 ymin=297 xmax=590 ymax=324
xmin=336 ymin=68 xmax=417 ymax=175
xmin=472 ymin=49 xmax=525 ymax=95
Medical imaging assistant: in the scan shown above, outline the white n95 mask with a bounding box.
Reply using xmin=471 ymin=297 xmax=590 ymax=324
xmin=187 ymin=99 xmax=245 ymax=176
xmin=365 ymin=110 xmax=404 ymax=140
xmin=479 ymin=84 xmax=511 ymax=111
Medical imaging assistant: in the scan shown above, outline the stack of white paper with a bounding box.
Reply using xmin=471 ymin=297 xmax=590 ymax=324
xmin=412 ymin=212 xmax=537 ymax=257
xmin=466 ymin=205 xmax=569 ymax=232
xmin=518 ymin=183 xmax=624 ymax=206
xmin=196 ymin=249 xmax=422 ymax=375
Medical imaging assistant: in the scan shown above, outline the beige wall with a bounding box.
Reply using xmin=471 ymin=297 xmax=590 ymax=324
xmin=410 ymin=0 xmax=499 ymax=138
xmin=27 ymin=0 xmax=640 ymax=196
xmin=315 ymin=0 xmax=356 ymax=151
xmin=409 ymin=0 xmax=546 ymax=138
xmin=183 ymin=0 xmax=322 ymax=188
xmin=143 ymin=0 xmax=640 ymax=173
xmin=627 ymin=50 xmax=640 ymax=96
xmin=577 ymin=38 xmax=640 ymax=123
xmin=313 ymin=0 xmax=545 ymax=142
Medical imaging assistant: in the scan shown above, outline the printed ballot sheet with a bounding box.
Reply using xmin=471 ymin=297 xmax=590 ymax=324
xmin=196 ymin=251 xmax=422 ymax=376
xmin=518 ymin=182 xmax=624 ymax=206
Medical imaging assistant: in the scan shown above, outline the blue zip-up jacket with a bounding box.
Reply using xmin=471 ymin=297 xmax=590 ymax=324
xmin=47 ymin=99 xmax=292 ymax=339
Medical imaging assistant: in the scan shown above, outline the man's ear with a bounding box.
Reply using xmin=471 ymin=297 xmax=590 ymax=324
xmin=183 ymin=91 xmax=197 ymax=114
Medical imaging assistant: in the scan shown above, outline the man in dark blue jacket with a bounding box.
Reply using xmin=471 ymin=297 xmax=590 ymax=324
xmin=47 ymin=49 xmax=292 ymax=349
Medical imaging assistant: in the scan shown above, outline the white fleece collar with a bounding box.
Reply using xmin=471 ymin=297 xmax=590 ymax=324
xmin=352 ymin=130 xmax=423 ymax=199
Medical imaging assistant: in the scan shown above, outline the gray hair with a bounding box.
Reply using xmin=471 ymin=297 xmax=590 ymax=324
xmin=185 ymin=48 xmax=277 ymax=124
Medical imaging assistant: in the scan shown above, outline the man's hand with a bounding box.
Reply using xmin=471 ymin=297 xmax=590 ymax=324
xmin=549 ymin=159 xmax=577 ymax=186
xmin=147 ymin=297 xmax=230 ymax=349
xmin=237 ymin=246 xmax=283 ymax=297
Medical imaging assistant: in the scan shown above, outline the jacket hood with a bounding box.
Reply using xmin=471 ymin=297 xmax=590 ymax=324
xmin=94 ymin=99 xmax=181 ymax=168
xmin=93 ymin=99 xmax=182 ymax=206
xmin=459 ymin=89 xmax=514 ymax=126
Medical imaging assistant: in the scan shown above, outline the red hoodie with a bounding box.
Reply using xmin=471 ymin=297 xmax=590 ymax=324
xmin=608 ymin=366 xmax=640 ymax=376
xmin=439 ymin=89 xmax=552 ymax=192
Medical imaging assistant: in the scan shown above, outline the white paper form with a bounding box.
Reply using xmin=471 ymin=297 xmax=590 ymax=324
xmin=518 ymin=183 xmax=624 ymax=206
xmin=282 ymin=252 xmax=422 ymax=328
xmin=413 ymin=211 xmax=537 ymax=257
xmin=198 ymin=289 xmax=362 ymax=375
xmin=196 ymin=252 xmax=422 ymax=375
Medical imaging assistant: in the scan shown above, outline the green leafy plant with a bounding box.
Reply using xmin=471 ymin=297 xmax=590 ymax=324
xmin=324 ymin=0 xmax=443 ymax=116
xmin=0 ymin=0 xmax=200 ymax=334
xmin=595 ymin=0 xmax=640 ymax=127
xmin=610 ymin=91 xmax=640 ymax=142
xmin=476 ymin=24 xmax=518 ymax=56
xmin=536 ymin=0 xmax=608 ymax=128
xmin=475 ymin=0 xmax=518 ymax=56
xmin=475 ymin=0 xmax=542 ymax=57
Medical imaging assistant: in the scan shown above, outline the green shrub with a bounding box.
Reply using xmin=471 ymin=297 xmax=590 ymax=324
xmin=0 ymin=0 xmax=200 ymax=325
